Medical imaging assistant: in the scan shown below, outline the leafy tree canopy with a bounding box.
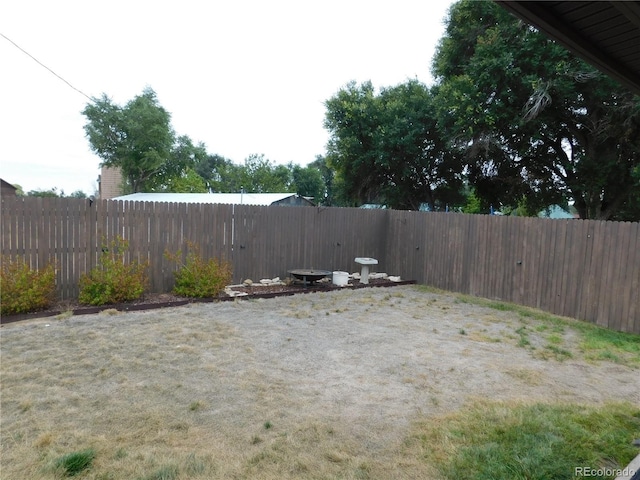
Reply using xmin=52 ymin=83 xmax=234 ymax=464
xmin=193 ymin=153 xmax=235 ymax=192
xmin=308 ymin=155 xmax=343 ymax=206
xmin=148 ymin=135 xmax=209 ymax=193
xmin=193 ymin=153 xmax=300 ymax=195
xmin=27 ymin=188 xmax=62 ymax=197
xmin=324 ymin=79 xmax=464 ymax=210
xmin=83 ymin=88 xmax=176 ymax=193
xmin=25 ymin=188 xmax=87 ymax=198
xmin=241 ymin=154 xmax=294 ymax=193
xmin=292 ymin=164 xmax=325 ymax=203
xmin=432 ymin=0 xmax=640 ymax=220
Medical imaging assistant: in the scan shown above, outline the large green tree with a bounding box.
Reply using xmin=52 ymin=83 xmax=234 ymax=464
xmin=83 ymin=88 xmax=175 ymax=193
xmin=150 ymin=135 xmax=208 ymax=193
xmin=324 ymin=81 xmax=381 ymax=206
xmin=193 ymin=153 xmax=236 ymax=192
xmin=324 ymin=80 xmax=464 ymax=210
xmin=238 ymin=154 xmax=294 ymax=193
xmin=194 ymin=153 xmax=296 ymax=194
xmin=292 ymin=164 xmax=325 ymax=203
xmin=308 ymin=155 xmax=344 ymax=206
xmin=433 ymin=0 xmax=640 ymax=220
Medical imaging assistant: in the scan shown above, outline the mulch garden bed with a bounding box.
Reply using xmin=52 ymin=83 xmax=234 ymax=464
xmin=1 ymin=278 xmax=415 ymax=325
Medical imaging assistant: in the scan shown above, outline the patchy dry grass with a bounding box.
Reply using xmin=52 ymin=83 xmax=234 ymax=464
xmin=1 ymin=286 xmax=638 ymax=479
xmin=420 ymin=285 xmax=640 ymax=368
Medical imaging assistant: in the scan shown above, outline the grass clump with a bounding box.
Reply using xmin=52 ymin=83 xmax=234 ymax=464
xmin=578 ymin=326 xmax=640 ymax=366
xmin=416 ymin=400 xmax=640 ymax=480
xmin=542 ymin=344 xmax=573 ymax=361
xmin=166 ymin=241 xmax=232 ymax=298
xmin=140 ymin=465 xmax=179 ymax=480
xmin=79 ymin=236 xmax=148 ymax=306
xmin=184 ymin=453 xmax=206 ymax=475
xmin=515 ymin=326 xmax=531 ymax=348
xmin=0 ymin=256 xmax=56 ymax=315
xmin=189 ymin=400 xmax=205 ymax=411
xmin=54 ymin=448 xmax=95 ymax=476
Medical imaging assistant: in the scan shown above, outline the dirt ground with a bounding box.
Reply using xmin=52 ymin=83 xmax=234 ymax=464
xmin=1 ymin=285 xmax=638 ymax=479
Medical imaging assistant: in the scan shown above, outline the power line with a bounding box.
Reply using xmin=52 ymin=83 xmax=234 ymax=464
xmin=1 ymin=32 xmax=94 ymax=102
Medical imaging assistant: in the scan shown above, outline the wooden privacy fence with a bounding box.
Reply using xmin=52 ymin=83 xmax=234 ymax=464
xmin=1 ymin=197 xmax=639 ymax=333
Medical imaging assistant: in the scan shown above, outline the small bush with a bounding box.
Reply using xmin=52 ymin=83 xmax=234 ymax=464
xmin=0 ymin=256 xmax=56 ymax=315
xmin=55 ymin=448 xmax=95 ymax=476
xmin=79 ymin=237 xmax=148 ymax=306
xmin=166 ymin=241 xmax=232 ymax=298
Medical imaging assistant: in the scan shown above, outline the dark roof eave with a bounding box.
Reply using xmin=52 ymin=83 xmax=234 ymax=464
xmin=496 ymin=1 xmax=640 ymax=95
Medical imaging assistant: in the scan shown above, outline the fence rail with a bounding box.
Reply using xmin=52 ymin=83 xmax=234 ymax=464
xmin=2 ymin=197 xmax=638 ymax=333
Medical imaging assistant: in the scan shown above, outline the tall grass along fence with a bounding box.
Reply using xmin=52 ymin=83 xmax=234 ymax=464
xmin=1 ymin=197 xmax=638 ymax=333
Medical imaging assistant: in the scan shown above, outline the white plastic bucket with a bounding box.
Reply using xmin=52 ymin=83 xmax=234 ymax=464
xmin=332 ymin=271 xmax=349 ymax=286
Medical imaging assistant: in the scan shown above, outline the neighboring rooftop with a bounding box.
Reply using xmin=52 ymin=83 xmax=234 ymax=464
xmin=112 ymin=192 xmax=315 ymax=207
xmin=1 ymin=179 xmax=18 ymax=197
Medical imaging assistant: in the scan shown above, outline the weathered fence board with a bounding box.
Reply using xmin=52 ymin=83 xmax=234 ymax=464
xmin=626 ymin=223 xmax=640 ymax=331
xmin=1 ymin=197 xmax=638 ymax=333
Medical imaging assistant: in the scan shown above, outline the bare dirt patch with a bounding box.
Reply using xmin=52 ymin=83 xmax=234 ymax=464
xmin=1 ymin=286 xmax=637 ymax=479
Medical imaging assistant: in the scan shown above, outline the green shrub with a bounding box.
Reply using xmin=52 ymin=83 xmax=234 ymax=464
xmin=54 ymin=448 xmax=95 ymax=476
xmin=0 ymin=256 xmax=56 ymax=315
xmin=79 ymin=237 xmax=148 ymax=306
xmin=166 ymin=241 xmax=232 ymax=298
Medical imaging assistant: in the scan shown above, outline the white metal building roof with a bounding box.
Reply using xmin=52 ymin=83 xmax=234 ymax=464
xmin=112 ymin=193 xmax=299 ymax=206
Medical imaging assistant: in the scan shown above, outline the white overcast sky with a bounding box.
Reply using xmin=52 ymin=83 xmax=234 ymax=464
xmin=1 ymin=0 xmax=454 ymax=195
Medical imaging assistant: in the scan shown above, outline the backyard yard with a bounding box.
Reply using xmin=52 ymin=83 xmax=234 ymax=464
xmin=1 ymin=285 xmax=638 ymax=479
